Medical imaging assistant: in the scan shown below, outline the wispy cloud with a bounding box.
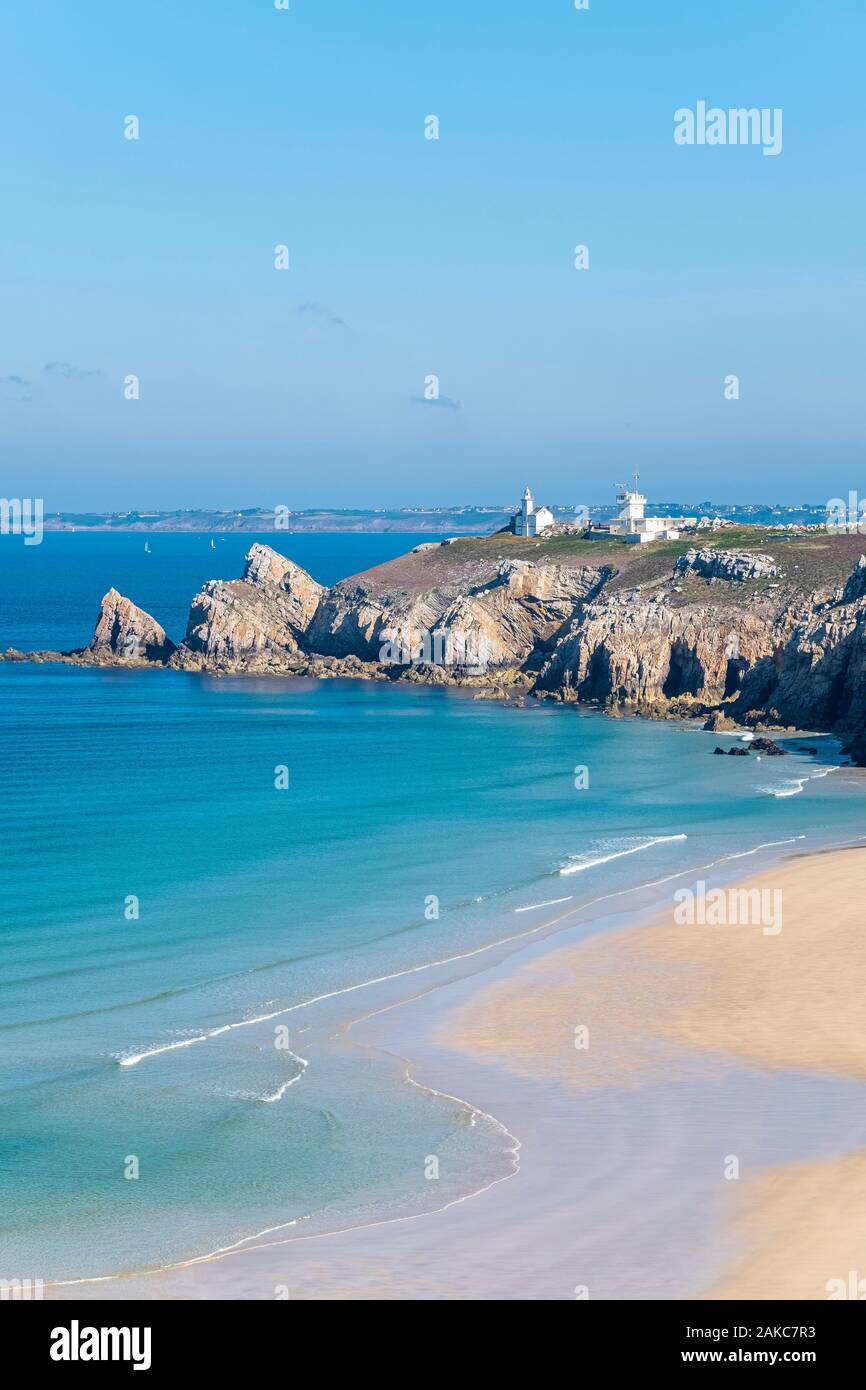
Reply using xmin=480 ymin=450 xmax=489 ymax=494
xmin=411 ymin=394 xmax=461 ymax=410
xmin=43 ymin=361 xmax=101 ymax=380
xmin=0 ymin=374 xmax=28 ymax=386
xmin=296 ymin=302 xmax=348 ymax=329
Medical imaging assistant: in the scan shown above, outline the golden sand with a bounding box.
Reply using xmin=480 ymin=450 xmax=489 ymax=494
xmin=705 ymin=1151 xmax=866 ymax=1300
xmin=444 ymin=847 xmax=866 ymax=1297
xmin=447 ymin=848 xmax=866 ymax=1085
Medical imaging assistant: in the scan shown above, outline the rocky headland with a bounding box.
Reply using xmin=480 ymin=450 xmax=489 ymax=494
xmin=8 ymin=530 xmax=866 ymax=762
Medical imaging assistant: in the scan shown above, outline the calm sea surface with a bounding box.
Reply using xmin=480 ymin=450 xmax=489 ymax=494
xmin=1 ymin=533 xmax=862 ymax=1280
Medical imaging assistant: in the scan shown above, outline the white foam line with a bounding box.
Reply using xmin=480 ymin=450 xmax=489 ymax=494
xmin=59 ymin=827 xmax=852 ymax=1290
xmin=514 ymin=896 xmax=573 ymax=913
xmin=116 ymin=848 xmax=677 ymax=1067
xmin=115 ymin=831 xmax=808 ymax=1070
xmin=757 ymin=762 xmax=841 ymax=799
xmin=757 ymin=780 xmax=807 ymax=799
xmin=260 ymin=1052 xmax=308 ymax=1103
xmin=711 ymin=835 xmax=806 ymax=861
xmin=50 ymin=1061 xmax=521 ymax=1287
xmin=119 ymin=1027 xmax=232 ymax=1065
xmin=559 ymin=833 xmax=687 ymax=876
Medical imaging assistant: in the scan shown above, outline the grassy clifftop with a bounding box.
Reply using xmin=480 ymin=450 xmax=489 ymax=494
xmin=339 ymin=527 xmax=866 ymax=602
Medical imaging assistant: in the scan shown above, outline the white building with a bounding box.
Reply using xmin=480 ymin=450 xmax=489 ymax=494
xmin=590 ymin=481 xmax=696 ymax=545
xmin=511 ymin=486 xmax=554 ymax=537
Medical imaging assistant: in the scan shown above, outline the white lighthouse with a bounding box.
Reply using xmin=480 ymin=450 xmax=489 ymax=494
xmin=511 ymin=486 xmax=554 ymax=537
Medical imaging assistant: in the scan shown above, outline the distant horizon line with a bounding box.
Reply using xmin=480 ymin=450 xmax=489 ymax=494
xmin=37 ymin=501 xmax=833 ymax=518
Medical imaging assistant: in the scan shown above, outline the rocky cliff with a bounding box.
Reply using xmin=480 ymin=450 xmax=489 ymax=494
xmin=732 ymin=561 xmax=866 ymax=757
xmin=536 ymin=587 xmax=787 ymax=709
xmin=173 ymin=543 xmax=324 ymax=669
xmin=9 ymin=531 xmax=866 ymax=761
xmin=89 ymin=589 xmax=176 ymax=663
xmin=307 ymin=555 xmax=609 ymax=671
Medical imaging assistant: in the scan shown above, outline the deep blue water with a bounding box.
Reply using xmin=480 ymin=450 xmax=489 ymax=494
xmin=0 ymin=533 xmax=863 ymax=1281
xmin=0 ymin=531 xmax=432 ymax=652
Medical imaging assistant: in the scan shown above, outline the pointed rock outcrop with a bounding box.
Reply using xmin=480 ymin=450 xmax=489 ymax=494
xmin=242 ymin=543 xmax=324 ymax=630
xmin=176 ymin=544 xmax=324 ymax=667
xmin=89 ymin=589 xmax=176 ymax=662
xmin=22 ymin=531 xmax=866 ymax=764
xmin=841 ymin=554 xmax=866 ymax=606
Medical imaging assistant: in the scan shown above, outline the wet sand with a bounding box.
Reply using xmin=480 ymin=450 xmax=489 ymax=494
xmin=46 ymin=847 xmax=866 ymax=1300
xmin=445 ymin=847 xmax=866 ymax=1299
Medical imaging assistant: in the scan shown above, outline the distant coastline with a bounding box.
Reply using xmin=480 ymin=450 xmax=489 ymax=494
xmin=6 ymin=528 xmax=866 ymax=1297
xmin=41 ymin=507 xmax=513 ymax=534
xmin=37 ymin=501 xmax=834 ymax=534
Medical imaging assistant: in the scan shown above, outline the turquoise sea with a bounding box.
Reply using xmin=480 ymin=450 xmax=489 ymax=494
xmin=1 ymin=533 xmax=863 ymax=1283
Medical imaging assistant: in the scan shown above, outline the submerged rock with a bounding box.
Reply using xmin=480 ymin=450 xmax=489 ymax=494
xmin=750 ymin=736 xmax=788 ymax=756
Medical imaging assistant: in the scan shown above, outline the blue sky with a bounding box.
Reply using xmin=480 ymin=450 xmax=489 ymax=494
xmin=1 ymin=1 xmax=863 ymax=509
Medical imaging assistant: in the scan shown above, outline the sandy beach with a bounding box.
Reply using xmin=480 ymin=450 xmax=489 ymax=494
xmin=444 ymin=846 xmax=866 ymax=1299
xmin=47 ymin=844 xmax=866 ymax=1301
xmin=449 ymin=846 xmax=866 ymax=1088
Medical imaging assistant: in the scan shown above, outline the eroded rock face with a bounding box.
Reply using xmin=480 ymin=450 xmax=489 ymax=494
xmin=89 ymin=589 xmax=175 ymax=662
xmin=175 ymin=544 xmax=323 ymax=667
xmin=307 ymin=559 xmax=609 ymax=671
xmin=25 ymin=539 xmax=866 ymax=765
xmin=675 ymin=548 xmax=779 ymax=582
xmin=840 ymin=554 xmax=866 ymax=605
xmin=734 ymin=559 xmax=866 ymax=747
xmin=537 ymin=589 xmax=782 ymax=709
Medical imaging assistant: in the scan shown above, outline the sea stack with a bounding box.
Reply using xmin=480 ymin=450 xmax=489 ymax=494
xmin=89 ymin=589 xmax=176 ymax=662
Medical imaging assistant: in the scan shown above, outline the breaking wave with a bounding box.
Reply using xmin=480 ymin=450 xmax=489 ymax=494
xmin=559 ymin=834 xmax=688 ymax=876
